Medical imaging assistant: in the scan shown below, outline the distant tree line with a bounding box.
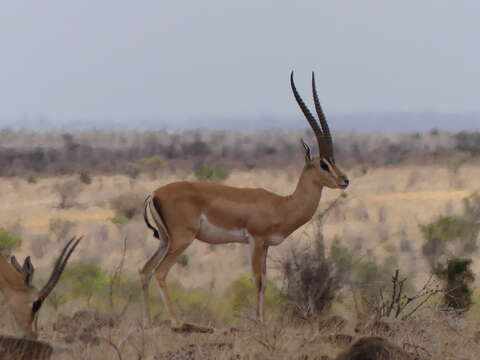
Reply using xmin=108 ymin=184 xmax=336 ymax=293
xmin=0 ymin=128 xmax=479 ymax=177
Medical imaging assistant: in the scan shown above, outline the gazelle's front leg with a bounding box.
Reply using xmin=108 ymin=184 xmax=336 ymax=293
xmin=250 ymin=239 xmax=269 ymax=323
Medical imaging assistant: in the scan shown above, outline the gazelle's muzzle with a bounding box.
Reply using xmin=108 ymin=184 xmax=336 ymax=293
xmin=338 ymin=177 xmax=349 ymax=189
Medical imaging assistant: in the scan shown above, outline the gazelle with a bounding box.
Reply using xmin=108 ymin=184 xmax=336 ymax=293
xmin=0 ymin=236 xmax=81 ymax=347
xmin=140 ymin=72 xmax=349 ymax=332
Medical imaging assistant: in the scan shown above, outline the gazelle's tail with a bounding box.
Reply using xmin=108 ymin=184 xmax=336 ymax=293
xmin=143 ymin=195 xmax=169 ymax=241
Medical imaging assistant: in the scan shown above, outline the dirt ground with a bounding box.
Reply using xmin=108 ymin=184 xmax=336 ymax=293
xmin=1 ymin=164 xmax=479 ymax=359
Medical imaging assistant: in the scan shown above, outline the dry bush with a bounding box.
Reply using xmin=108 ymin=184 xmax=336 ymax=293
xmin=405 ymin=170 xmax=421 ymax=190
xmin=279 ymin=196 xmax=348 ymax=319
xmin=336 ymin=337 xmax=412 ymax=360
xmin=53 ymin=180 xmax=82 ymax=208
xmin=356 ymin=270 xmax=441 ymax=326
xmin=87 ymin=224 xmax=110 ymax=243
xmin=110 ymin=192 xmax=144 ymax=223
xmin=49 ymin=218 xmax=76 ymax=241
xmin=54 ymin=309 xmax=116 ymax=345
xmin=280 ymin=238 xmax=338 ymax=318
xmin=116 ymin=221 xmax=148 ymax=255
xmin=351 ymin=202 xmax=370 ymax=221
xmin=30 ymin=234 xmax=51 ymax=259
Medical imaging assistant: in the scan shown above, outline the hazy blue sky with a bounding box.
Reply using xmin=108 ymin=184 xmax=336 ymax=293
xmin=1 ymin=1 xmax=479 ymax=131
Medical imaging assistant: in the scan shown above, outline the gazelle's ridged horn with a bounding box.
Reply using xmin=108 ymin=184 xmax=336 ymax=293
xmin=290 ymin=71 xmax=329 ymax=158
xmin=38 ymin=236 xmax=82 ymax=301
xmin=312 ymin=72 xmax=334 ymax=161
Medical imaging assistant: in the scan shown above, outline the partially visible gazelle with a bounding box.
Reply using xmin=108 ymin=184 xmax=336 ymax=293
xmin=140 ymin=72 xmax=349 ymax=332
xmin=0 ymin=236 xmax=82 ymax=339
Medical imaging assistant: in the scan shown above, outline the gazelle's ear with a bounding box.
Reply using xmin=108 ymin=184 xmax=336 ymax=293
xmin=10 ymin=256 xmax=35 ymax=286
xmin=300 ymin=138 xmax=312 ymax=164
xmin=10 ymin=256 xmax=23 ymax=273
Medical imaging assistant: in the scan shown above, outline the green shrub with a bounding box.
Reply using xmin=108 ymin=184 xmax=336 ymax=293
xmin=50 ymin=263 xmax=142 ymax=311
xmin=226 ymin=275 xmax=283 ymax=316
xmin=330 ymin=238 xmax=355 ymax=277
xmin=26 ymin=174 xmax=37 ymax=184
xmin=165 ymin=281 xmax=219 ymax=324
xmin=53 ymin=180 xmax=82 ymax=208
xmin=79 ymin=171 xmax=92 ymax=185
xmin=420 ymin=216 xmax=480 ymax=267
xmin=110 ymin=193 xmax=143 ymax=220
xmin=455 ymin=131 xmax=480 ymax=155
xmin=421 ymin=216 xmax=479 ymax=248
xmin=0 ymin=228 xmax=22 ymax=251
xmin=177 ymin=254 xmax=189 ymax=268
xmin=354 ymin=256 xmax=397 ymax=295
xmin=194 ymin=164 xmax=231 ymax=182
xmin=111 ymin=214 xmax=129 ymax=226
xmin=124 ymin=163 xmax=141 ymax=179
xmin=111 ymin=274 xmax=141 ymax=303
xmin=434 ymin=258 xmax=475 ymax=311
xmin=49 ymin=218 xmax=76 ymax=241
xmin=139 ymin=155 xmax=165 ymax=178
xmin=62 ymin=263 xmax=109 ymax=306
xmin=330 ymin=239 xmax=399 ymax=298
xmin=467 ymin=289 xmax=480 ymax=318
xmin=108 ymin=273 xmax=142 ymax=315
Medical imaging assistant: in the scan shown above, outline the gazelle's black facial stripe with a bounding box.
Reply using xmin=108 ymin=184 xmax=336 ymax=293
xmin=320 ymin=159 xmax=330 ymax=172
xmin=31 ymin=299 xmax=43 ymax=316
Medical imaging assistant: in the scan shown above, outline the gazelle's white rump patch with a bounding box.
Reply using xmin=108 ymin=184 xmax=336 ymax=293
xmin=196 ymin=215 xmax=249 ymax=244
xmin=147 ymin=195 xmax=169 ymax=240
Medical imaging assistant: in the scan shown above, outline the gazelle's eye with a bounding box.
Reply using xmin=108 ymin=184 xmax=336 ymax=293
xmin=320 ymin=159 xmax=330 ymax=172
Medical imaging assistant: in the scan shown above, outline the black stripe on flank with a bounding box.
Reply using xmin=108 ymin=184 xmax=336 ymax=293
xmin=143 ymin=196 xmax=160 ymax=239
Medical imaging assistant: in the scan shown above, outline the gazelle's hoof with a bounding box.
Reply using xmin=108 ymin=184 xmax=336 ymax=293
xmin=172 ymin=322 xmax=214 ymax=334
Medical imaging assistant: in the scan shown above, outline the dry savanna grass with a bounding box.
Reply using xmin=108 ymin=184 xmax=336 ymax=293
xmin=4 ymin=308 xmax=478 ymax=359
xmin=0 ymin=163 xmax=480 ymax=359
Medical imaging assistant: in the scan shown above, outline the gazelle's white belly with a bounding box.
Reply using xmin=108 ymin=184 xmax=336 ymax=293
xmin=196 ymin=215 xmax=250 ymax=244
xmin=196 ymin=215 xmax=286 ymax=246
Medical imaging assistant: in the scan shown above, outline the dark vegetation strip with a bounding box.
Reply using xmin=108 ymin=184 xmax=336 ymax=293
xmin=0 ymin=129 xmax=479 ymax=176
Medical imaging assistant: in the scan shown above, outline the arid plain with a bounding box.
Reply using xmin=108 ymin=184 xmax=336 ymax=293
xmin=0 ymin=129 xmax=479 ymax=359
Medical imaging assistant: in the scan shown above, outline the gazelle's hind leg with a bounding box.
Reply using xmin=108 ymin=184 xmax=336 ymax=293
xmin=153 ymin=230 xmax=213 ymax=333
xmin=139 ymin=237 xmax=169 ymax=326
xmin=140 ymin=195 xmax=171 ymax=326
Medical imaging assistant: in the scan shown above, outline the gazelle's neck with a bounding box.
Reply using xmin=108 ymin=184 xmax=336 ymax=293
xmin=281 ymin=167 xmax=323 ymax=235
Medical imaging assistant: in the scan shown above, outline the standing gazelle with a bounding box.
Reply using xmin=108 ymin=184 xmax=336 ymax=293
xmin=140 ymin=72 xmax=349 ymax=332
xmin=0 ymin=236 xmax=82 ymax=341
